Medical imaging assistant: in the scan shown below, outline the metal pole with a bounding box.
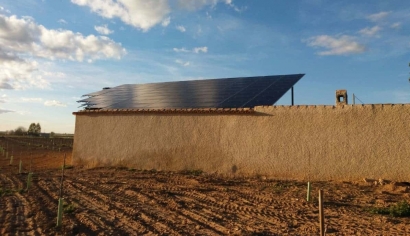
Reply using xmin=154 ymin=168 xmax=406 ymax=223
xmin=291 ymin=86 xmax=294 ymax=105
xmin=353 ymin=93 xmax=355 ymax=105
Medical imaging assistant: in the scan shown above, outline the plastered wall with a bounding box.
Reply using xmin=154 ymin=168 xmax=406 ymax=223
xmin=73 ymin=104 xmax=410 ymax=181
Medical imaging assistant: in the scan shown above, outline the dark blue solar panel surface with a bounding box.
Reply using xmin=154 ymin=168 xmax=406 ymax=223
xmin=78 ymin=74 xmax=304 ymax=109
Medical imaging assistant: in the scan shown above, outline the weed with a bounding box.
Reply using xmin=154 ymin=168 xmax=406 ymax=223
xmin=269 ymin=182 xmax=292 ymax=193
xmin=367 ymin=206 xmax=390 ymax=215
xmin=259 ymin=186 xmax=268 ymax=191
xmin=0 ymin=188 xmax=14 ymax=197
xmin=368 ymin=201 xmax=410 ymax=217
xmin=115 ymin=166 xmax=128 ymax=171
xmin=63 ymin=203 xmax=76 ymax=214
xmin=181 ymin=169 xmax=203 ymax=176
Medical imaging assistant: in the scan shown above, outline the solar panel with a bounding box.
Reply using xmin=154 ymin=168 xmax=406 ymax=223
xmin=78 ymin=74 xmax=304 ymax=109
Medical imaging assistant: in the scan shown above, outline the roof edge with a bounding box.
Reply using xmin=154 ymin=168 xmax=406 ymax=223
xmin=73 ymin=108 xmax=255 ymax=115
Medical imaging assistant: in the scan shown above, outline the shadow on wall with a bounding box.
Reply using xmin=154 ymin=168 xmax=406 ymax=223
xmin=75 ymin=145 xmax=243 ymax=175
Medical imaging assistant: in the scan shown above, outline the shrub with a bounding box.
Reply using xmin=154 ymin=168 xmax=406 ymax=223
xmin=368 ymin=200 xmax=410 ymax=217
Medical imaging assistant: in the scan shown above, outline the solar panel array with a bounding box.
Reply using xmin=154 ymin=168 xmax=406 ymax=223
xmin=78 ymin=74 xmax=304 ymax=110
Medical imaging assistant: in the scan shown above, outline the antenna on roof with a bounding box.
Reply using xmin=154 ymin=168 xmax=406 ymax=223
xmin=352 ymin=93 xmax=364 ymax=105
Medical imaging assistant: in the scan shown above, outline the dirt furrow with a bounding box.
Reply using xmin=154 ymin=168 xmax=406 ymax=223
xmin=125 ymin=187 xmax=227 ymax=235
xmin=70 ymin=178 xmax=186 ymax=235
xmin=76 ymin=176 xmax=219 ymax=235
xmin=64 ymin=179 xmax=150 ymax=235
xmin=176 ymin=188 xmax=295 ymax=233
xmin=50 ymin=177 xmax=126 ymax=235
xmin=0 ymin=173 xmax=41 ymax=235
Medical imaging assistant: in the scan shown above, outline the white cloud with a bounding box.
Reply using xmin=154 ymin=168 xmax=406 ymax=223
xmin=94 ymin=24 xmax=114 ymax=35
xmin=173 ymin=46 xmax=208 ymax=53
xmin=71 ymin=0 xmax=170 ymax=31
xmin=161 ymin=17 xmax=170 ymax=27
xmin=58 ymin=19 xmax=67 ymax=24
xmin=391 ymin=22 xmax=401 ymax=29
xmin=177 ymin=0 xmax=237 ymax=11
xmin=44 ymin=100 xmax=67 ymax=107
xmin=359 ymin=26 xmax=382 ymax=37
xmin=175 ymin=59 xmax=190 ymax=66
xmin=193 ymin=46 xmax=208 ymax=53
xmin=21 ymin=97 xmax=43 ymax=102
xmin=0 ymin=53 xmax=49 ymax=90
xmin=0 ymin=80 xmax=13 ymax=89
xmin=176 ymin=25 xmax=186 ymax=32
xmin=224 ymin=0 xmax=246 ymax=12
xmin=0 ymin=108 xmax=13 ymax=114
xmin=306 ymin=35 xmax=366 ymax=56
xmin=0 ymin=14 xmax=126 ymax=90
xmin=15 ymin=110 xmax=30 ymax=115
xmin=0 ymin=6 xmax=10 ymax=14
xmin=0 ymin=94 xmax=6 ymax=103
xmin=366 ymin=11 xmax=391 ymax=22
xmin=0 ymin=14 xmax=126 ymax=61
xmin=173 ymin=47 xmax=190 ymax=53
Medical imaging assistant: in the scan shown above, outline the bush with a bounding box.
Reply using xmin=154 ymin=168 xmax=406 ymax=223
xmin=368 ymin=200 xmax=410 ymax=217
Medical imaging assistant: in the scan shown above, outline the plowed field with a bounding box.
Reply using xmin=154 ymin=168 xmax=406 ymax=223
xmin=1 ymin=136 xmax=410 ymax=235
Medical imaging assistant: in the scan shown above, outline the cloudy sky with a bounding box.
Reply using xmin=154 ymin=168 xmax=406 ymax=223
xmin=0 ymin=0 xmax=409 ymax=133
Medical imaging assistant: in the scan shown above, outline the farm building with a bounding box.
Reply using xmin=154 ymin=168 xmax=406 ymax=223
xmin=73 ymin=74 xmax=410 ymax=181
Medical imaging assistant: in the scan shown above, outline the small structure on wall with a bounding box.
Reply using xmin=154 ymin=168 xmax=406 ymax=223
xmin=336 ymin=90 xmax=348 ymax=106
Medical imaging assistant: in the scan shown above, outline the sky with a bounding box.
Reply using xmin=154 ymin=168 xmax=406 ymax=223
xmin=0 ymin=0 xmax=409 ymax=133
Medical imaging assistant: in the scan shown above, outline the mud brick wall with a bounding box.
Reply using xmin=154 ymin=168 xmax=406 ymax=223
xmin=73 ymin=104 xmax=410 ymax=181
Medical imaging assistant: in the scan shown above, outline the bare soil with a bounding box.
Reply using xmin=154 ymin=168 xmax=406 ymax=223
xmin=1 ymin=136 xmax=410 ymax=235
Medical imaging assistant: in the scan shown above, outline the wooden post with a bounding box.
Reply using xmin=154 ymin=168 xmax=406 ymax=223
xmin=319 ymin=190 xmax=325 ymax=236
xmin=19 ymin=160 xmax=22 ymax=174
xmin=306 ymin=182 xmax=311 ymax=202
xmin=56 ymin=154 xmax=66 ymax=227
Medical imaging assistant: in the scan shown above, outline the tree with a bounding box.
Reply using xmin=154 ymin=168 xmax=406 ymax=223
xmin=14 ymin=126 xmax=27 ymax=136
xmin=28 ymin=123 xmax=36 ymax=135
xmin=36 ymin=123 xmax=41 ymax=134
xmin=28 ymin=122 xmax=41 ymax=136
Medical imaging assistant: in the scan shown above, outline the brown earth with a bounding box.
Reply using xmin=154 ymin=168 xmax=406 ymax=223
xmin=1 ymin=136 xmax=410 ymax=235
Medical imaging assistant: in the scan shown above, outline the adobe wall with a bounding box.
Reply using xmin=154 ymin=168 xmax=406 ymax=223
xmin=73 ymin=104 xmax=410 ymax=181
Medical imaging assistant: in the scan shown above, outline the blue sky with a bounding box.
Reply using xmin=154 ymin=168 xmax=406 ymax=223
xmin=0 ymin=0 xmax=409 ymax=133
